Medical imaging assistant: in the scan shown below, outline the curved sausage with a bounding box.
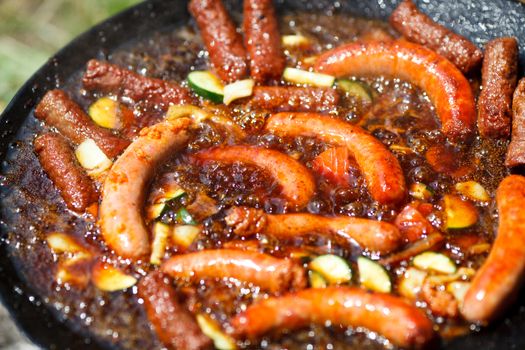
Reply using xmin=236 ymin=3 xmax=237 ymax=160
xmin=230 ymin=287 xmax=436 ymax=349
xmin=249 ymin=86 xmax=339 ymax=112
xmin=314 ymin=41 xmax=477 ymax=142
xmin=34 ymin=90 xmax=130 ymax=158
xmin=477 ymin=37 xmax=518 ymax=139
xmin=265 ymin=113 xmax=406 ymax=205
xmin=138 ymin=272 xmax=212 ymax=350
xmin=161 ymin=249 xmax=306 ymax=293
xmin=34 ymin=133 xmax=97 ymax=213
xmin=189 ymin=0 xmax=248 ymax=82
xmin=461 ymin=175 xmax=525 ymax=324
xmin=82 ymin=59 xmax=192 ymax=111
xmin=243 ymin=0 xmax=285 ymax=83
xmin=225 ymin=207 xmax=402 ymax=255
xmin=389 ymin=0 xmax=483 ymax=74
xmin=192 ymin=145 xmax=315 ymax=210
xmin=99 ymin=118 xmax=191 ymax=260
xmin=506 ymin=78 xmax=525 ymax=167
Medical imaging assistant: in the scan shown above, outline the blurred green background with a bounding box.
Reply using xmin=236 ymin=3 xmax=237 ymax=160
xmin=0 ymin=0 xmax=142 ymax=113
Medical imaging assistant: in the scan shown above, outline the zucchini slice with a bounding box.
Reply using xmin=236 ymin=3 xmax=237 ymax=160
xmin=146 ymin=188 xmax=186 ymax=221
xmin=188 ymin=71 xmax=224 ymax=103
xmin=172 ymin=225 xmax=200 ymax=249
xmin=88 ymin=97 xmax=121 ymax=129
xmin=196 ymin=314 xmax=237 ymax=350
xmin=176 ymin=207 xmax=196 ymax=225
xmin=309 ymin=254 xmax=352 ymax=285
xmin=455 ymin=181 xmax=490 ymax=202
xmin=308 ymin=270 xmax=328 ymax=288
xmin=150 ymin=222 xmax=171 ymax=265
xmin=283 ymin=67 xmax=335 ymax=87
xmin=443 ymin=194 xmax=478 ymax=229
xmin=357 ymin=257 xmax=391 ymax=293
xmin=223 ymin=79 xmax=255 ymax=105
xmin=413 ymin=252 xmax=457 ymax=274
xmin=409 ymin=182 xmax=434 ymax=200
xmin=336 ymin=79 xmax=373 ymax=103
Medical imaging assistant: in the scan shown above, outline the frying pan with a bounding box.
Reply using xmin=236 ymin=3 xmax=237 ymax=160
xmin=1 ymin=0 xmax=525 ymax=349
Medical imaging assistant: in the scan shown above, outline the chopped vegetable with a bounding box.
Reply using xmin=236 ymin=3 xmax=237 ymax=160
xmin=188 ymin=71 xmax=224 ymax=103
xmin=88 ymin=97 xmax=122 ymax=129
xmin=176 ymin=207 xmax=196 ymax=225
xmin=301 ymin=56 xmax=319 ymax=66
xmin=425 ymin=267 xmax=475 ymax=285
xmin=172 ymin=225 xmax=201 ymax=249
xmin=357 ymin=257 xmax=391 ymax=293
xmin=47 ymin=232 xmax=89 ymax=256
xmin=91 ymin=262 xmax=137 ymax=292
xmin=146 ymin=188 xmax=186 ymax=221
xmin=468 ymin=243 xmax=491 ymax=255
xmin=196 ymin=314 xmax=237 ymax=350
xmin=166 ymin=104 xmax=211 ymax=122
xmin=413 ymin=252 xmax=457 ymax=274
xmin=283 ymin=67 xmax=335 ymax=87
xmin=308 ymin=270 xmax=328 ymax=288
xmin=380 ymin=232 xmax=444 ymax=266
xmin=56 ymin=259 xmax=91 ymax=288
xmin=282 ymin=34 xmax=312 ymax=48
xmin=443 ymin=194 xmax=478 ymax=229
xmin=398 ymin=267 xmax=427 ymax=299
xmin=223 ymin=79 xmax=254 ymax=105
xmin=389 ymin=144 xmax=414 ymax=154
xmin=409 ymin=183 xmax=434 ymax=200
xmin=447 ymin=281 xmax=471 ymax=306
xmin=150 ymin=222 xmax=171 ymax=265
xmin=309 ymin=254 xmax=352 ymax=285
xmin=336 ymin=79 xmax=373 ymax=103
xmin=75 ymin=139 xmax=113 ymax=176
xmin=455 ymin=181 xmax=490 ymax=202
xmin=311 ymin=146 xmax=350 ymax=187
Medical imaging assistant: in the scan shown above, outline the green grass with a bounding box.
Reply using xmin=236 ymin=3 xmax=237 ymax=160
xmin=0 ymin=0 xmax=141 ymax=113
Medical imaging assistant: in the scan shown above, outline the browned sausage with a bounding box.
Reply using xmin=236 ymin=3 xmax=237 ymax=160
xmin=161 ymin=249 xmax=306 ymax=293
xmin=243 ymin=0 xmax=285 ymax=83
xmin=461 ymin=175 xmax=525 ymax=324
xmin=477 ymin=37 xmax=518 ymax=139
xmin=224 ymin=207 xmax=403 ymax=255
xmin=34 ymin=133 xmax=97 ymax=213
xmin=314 ymin=41 xmax=477 ymax=142
xmin=389 ymin=0 xmax=483 ymax=74
xmin=506 ymin=78 xmax=525 ymax=167
xmin=138 ymin=272 xmax=212 ymax=350
xmin=34 ymin=90 xmax=130 ymax=159
xmin=249 ymin=86 xmax=339 ymax=112
xmin=230 ymin=287 xmax=436 ymax=349
xmin=189 ymin=0 xmax=248 ymax=82
xmin=82 ymin=59 xmax=192 ymax=110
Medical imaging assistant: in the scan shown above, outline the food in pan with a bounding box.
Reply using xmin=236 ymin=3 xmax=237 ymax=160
xmin=2 ymin=0 xmax=525 ymax=349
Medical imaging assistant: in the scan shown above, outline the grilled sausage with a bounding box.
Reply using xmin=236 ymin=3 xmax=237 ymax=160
xmin=82 ymin=59 xmax=192 ymax=110
xmin=34 ymin=133 xmax=97 ymax=213
xmin=506 ymin=78 xmax=525 ymax=167
xmin=249 ymin=86 xmax=339 ymax=112
xmin=161 ymin=249 xmax=306 ymax=293
xmin=243 ymin=0 xmax=285 ymax=83
xmin=389 ymin=0 xmax=482 ymax=74
xmin=225 ymin=207 xmax=403 ymax=255
xmin=192 ymin=145 xmax=316 ymax=210
xmin=461 ymin=175 xmax=525 ymax=323
xmin=265 ymin=113 xmax=406 ymax=205
xmin=189 ymin=0 xmax=248 ymax=82
xmin=138 ymin=272 xmax=212 ymax=350
xmin=34 ymin=90 xmax=130 ymax=159
xmin=230 ymin=287 xmax=436 ymax=349
xmin=477 ymin=37 xmax=518 ymax=139
xmin=314 ymin=40 xmax=477 ymax=142
xmin=99 ymin=118 xmax=191 ymax=260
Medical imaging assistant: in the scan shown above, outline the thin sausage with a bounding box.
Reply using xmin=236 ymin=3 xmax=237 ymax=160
xmin=461 ymin=175 xmax=525 ymax=323
xmin=161 ymin=249 xmax=306 ymax=293
xmin=265 ymin=113 xmax=406 ymax=205
xmin=189 ymin=0 xmax=248 ymax=82
xmin=225 ymin=206 xmax=402 ymax=255
xmin=34 ymin=90 xmax=130 ymax=158
xmin=478 ymin=37 xmax=518 ymax=139
xmin=249 ymin=86 xmax=339 ymax=112
xmin=506 ymin=78 xmax=525 ymax=167
xmin=314 ymin=41 xmax=477 ymax=142
xmin=138 ymin=272 xmax=212 ymax=350
xmin=192 ymin=145 xmax=315 ymax=210
xmin=82 ymin=59 xmax=192 ymax=111
xmin=99 ymin=118 xmax=191 ymax=260
xmin=230 ymin=287 xmax=436 ymax=349
xmin=389 ymin=0 xmax=483 ymax=74
xmin=243 ymin=0 xmax=285 ymax=83
xmin=34 ymin=133 xmax=97 ymax=213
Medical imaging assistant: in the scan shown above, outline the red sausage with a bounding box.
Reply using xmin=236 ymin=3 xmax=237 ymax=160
xmin=243 ymin=0 xmax=285 ymax=83
xmin=82 ymin=59 xmax=192 ymax=110
xmin=265 ymin=113 xmax=406 ymax=205
xmin=161 ymin=249 xmax=306 ymax=293
xmin=506 ymin=78 xmax=525 ymax=167
xmin=389 ymin=0 xmax=483 ymax=74
xmin=477 ymin=37 xmax=518 ymax=139
xmin=461 ymin=175 xmax=525 ymax=323
xmin=138 ymin=272 xmax=212 ymax=350
xmin=249 ymin=86 xmax=339 ymax=112
xmin=34 ymin=133 xmax=97 ymax=213
xmin=314 ymin=41 xmax=477 ymax=142
xmin=189 ymin=0 xmax=248 ymax=82
xmin=230 ymin=287 xmax=436 ymax=349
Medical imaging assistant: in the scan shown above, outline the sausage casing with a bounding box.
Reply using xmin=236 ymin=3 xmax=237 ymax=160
xmin=506 ymin=78 xmax=525 ymax=167
xmin=250 ymin=86 xmax=339 ymax=112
